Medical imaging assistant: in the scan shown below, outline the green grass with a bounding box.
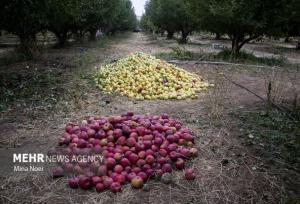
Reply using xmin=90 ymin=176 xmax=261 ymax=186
xmin=0 ymin=71 xmax=63 ymax=111
xmin=96 ymin=36 xmax=109 ymax=48
xmin=235 ymin=110 xmax=300 ymax=168
xmin=156 ymin=47 xmax=289 ymax=67
xmin=0 ymin=52 xmax=27 ymax=66
xmin=156 ymin=47 xmax=206 ymax=60
xmin=216 ymin=49 xmax=287 ymax=66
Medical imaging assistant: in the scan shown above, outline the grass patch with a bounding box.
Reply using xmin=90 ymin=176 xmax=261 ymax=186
xmin=95 ymin=32 xmax=132 ymax=48
xmin=96 ymin=36 xmax=109 ymax=48
xmin=235 ymin=110 xmax=300 ymax=168
xmin=216 ymin=49 xmax=287 ymax=66
xmin=0 ymin=71 xmax=63 ymax=111
xmin=156 ymin=47 xmax=289 ymax=67
xmin=273 ymin=46 xmax=300 ymax=54
xmin=0 ymin=52 xmax=28 ymax=66
xmin=156 ymin=47 xmax=206 ymax=60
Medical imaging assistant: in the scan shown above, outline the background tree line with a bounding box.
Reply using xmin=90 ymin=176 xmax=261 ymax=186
xmin=0 ymin=0 xmax=137 ymax=57
xmin=141 ymin=0 xmax=300 ymax=56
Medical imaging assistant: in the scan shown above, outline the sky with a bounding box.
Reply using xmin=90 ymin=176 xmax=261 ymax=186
xmin=131 ymin=0 xmax=147 ymax=17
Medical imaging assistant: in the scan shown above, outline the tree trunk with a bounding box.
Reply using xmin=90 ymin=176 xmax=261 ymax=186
xmin=180 ymin=31 xmax=189 ymax=44
xmin=231 ymin=33 xmax=260 ymax=58
xmin=109 ymin=29 xmax=116 ymax=36
xmin=18 ymin=33 xmax=37 ymax=58
xmin=56 ymin=32 xmax=68 ymax=47
xmin=231 ymin=36 xmax=241 ymax=59
xmin=296 ymin=41 xmax=300 ymax=50
xmin=89 ymin=29 xmax=97 ymax=41
xmin=284 ymin=37 xmax=290 ymax=43
xmin=75 ymin=31 xmax=85 ymax=42
xmin=215 ymin=33 xmax=221 ymax=40
xmin=167 ymin=31 xmax=174 ymax=39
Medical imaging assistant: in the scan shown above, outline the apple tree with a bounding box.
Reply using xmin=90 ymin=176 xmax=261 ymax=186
xmin=190 ymin=0 xmax=287 ymax=57
xmin=145 ymin=0 xmax=197 ymax=42
xmin=286 ymin=0 xmax=300 ymax=49
xmin=0 ymin=0 xmax=47 ymax=57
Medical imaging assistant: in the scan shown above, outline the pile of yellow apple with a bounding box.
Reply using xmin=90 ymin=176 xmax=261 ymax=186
xmin=94 ymin=52 xmax=211 ymax=100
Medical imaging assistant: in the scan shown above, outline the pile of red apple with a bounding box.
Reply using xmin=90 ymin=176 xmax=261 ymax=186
xmin=51 ymin=112 xmax=197 ymax=193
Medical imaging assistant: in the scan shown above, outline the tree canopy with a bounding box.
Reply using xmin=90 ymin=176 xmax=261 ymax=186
xmin=143 ymin=0 xmax=297 ymax=54
xmin=190 ymin=0 xmax=288 ymax=56
xmin=143 ymin=0 xmax=197 ymax=43
xmin=0 ymin=0 xmax=137 ymax=55
xmin=286 ymin=0 xmax=300 ymax=49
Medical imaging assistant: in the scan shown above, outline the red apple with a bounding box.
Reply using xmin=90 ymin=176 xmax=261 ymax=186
xmin=138 ymin=151 xmax=146 ymax=159
xmin=92 ymin=176 xmax=102 ymax=185
xmin=87 ymin=129 xmax=96 ymax=137
xmin=185 ymin=168 xmax=196 ymax=180
xmin=120 ymin=158 xmax=131 ymax=167
xmin=159 ymin=149 xmax=168 ymax=157
xmin=128 ymin=153 xmax=139 ymax=164
xmin=52 ymin=166 xmax=64 ymax=178
xmin=103 ymin=177 xmax=113 ymax=188
xmin=117 ymin=136 xmax=127 ymax=146
xmin=137 ymin=172 xmax=147 ymax=181
xmin=79 ymin=176 xmax=92 ymax=190
xmin=68 ymin=177 xmax=79 ymax=189
xmin=162 ymin=163 xmax=172 ymax=173
xmin=106 ymin=158 xmax=116 ymax=169
xmin=113 ymin=129 xmax=123 ymax=138
xmin=114 ymin=165 xmax=123 ymax=174
xmin=96 ymin=183 xmax=105 ymax=192
xmin=145 ymin=155 xmax=155 ymax=165
xmin=132 ymin=167 xmax=141 ymax=174
xmin=175 ymin=158 xmax=185 ymax=170
xmin=127 ymin=137 xmax=136 ymax=147
xmin=135 ymin=141 xmax=145 ymax=152
xmin=136 ymin=159 xmax=146 ymax=167
xmin=127 ymin=172 xmax=136 ymax=181
xmin=114 ymin=174 xmax=126 ymax=184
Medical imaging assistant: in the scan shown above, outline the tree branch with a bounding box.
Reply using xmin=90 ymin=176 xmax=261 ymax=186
xmin=238 ymin=34 xmax=260 ymax=50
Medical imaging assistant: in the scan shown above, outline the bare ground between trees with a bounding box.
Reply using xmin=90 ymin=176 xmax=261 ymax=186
xmin=0 ymin=33 xmax=299 ymax=204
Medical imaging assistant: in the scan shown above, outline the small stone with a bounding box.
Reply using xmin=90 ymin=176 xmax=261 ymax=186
xmin=142 ymin=184 xmax=150 ymax=191
xmin=248 ymin=134 xmax=254 ymax=139
xmin=161 ymin=173 xmax=172 ymax=184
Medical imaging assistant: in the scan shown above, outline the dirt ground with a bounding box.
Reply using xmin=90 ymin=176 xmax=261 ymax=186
xmin=0 ymin=33 xmax=299 ymax=204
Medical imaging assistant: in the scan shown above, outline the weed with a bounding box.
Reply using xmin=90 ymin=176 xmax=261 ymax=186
xmin=73 ymin=49 xmax=96 ymax=69
xmin=273 ymin=46 xmax=300 ymax=54
xmin=156 ymin=48 xmax=290 ymax=67
xmin=156 ymin=47 xmax=207 ymax=60
xmin=96 ymin=36 xmax=108 ymax=48
xmin=0 ymin=71 xmax=63 ymax=111
xmin=236 ymin=110 xmax=300 ymax=167
xmin=216 ymin=49 xmax=287 ymax=66
xmin=0 ymin=51 xmax=28 ymax=66
xmin=206 ymin=73 xmax=231 ymax=123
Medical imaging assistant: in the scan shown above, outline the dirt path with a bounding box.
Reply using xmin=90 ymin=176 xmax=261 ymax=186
xmin=0 ymin=33 xmax=299 ymax=204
